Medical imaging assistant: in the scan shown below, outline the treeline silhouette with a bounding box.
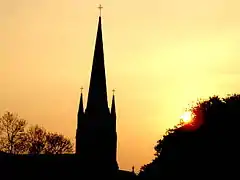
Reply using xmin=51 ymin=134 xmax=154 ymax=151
xmin=1 ymin=93 xmax=240 ymax=179
xmin=0 ymin=111 xmax=73 ymax=154
xmin=138 ymin=94 xmax=240 ymax=179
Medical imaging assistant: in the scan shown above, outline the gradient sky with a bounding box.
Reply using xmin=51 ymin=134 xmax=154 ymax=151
xmin=1 ymin=0 xmax=240 ymax=171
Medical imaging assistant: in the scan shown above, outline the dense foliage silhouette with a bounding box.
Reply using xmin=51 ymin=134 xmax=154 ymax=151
xmin=139 ymin=94 xmax=240 ymax=179
xmin=0 ymin=111 xmax=73 ymax=154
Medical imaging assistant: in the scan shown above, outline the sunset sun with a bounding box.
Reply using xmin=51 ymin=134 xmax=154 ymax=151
xmin=180 ymin=111 xmax=192 ymax=123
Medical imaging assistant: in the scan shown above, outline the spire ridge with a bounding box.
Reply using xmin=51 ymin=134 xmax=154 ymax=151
xmin=85 ymin=14 xmax=109 ymax=114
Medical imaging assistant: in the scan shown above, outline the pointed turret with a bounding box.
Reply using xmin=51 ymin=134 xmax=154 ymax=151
xmin=111 ymin=93 xmax=116 ymax=118
xmin=85 ymin=16 xmax=109 ymax=115
xmin=76 ymin=88 xmax=85 ymax=154
xmin=77 ymin=89 xmax=84 ymax=124
xmin=110 ymin=90 xmax=118 ymax=170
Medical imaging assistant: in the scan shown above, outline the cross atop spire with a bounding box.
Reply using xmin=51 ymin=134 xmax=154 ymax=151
xmin=80 ymin=86 xmax=84 ymax=93
xmin=112 ymin=89 xmax=116 ymax=95
xmin=98 ymin=4 xmax=103 ymax=16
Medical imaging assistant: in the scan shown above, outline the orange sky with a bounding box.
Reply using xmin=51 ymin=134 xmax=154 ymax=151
xmin=1 ymin=0 xmax=240 ymax=171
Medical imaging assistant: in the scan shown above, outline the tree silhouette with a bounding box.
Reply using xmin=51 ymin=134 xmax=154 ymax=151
xmin=44 ymin=132 xmax=73 ymax=154
xmin=25 ymin=125 xmax=47 ymax=154
xmin=0 ymin=111 xmax=27 ymax=154
xmin=139 ymin=94 xmax=240 ymax=179
xmin=25 ymin=125 xmax=73 ymax=154
xmin=0 ymin=111 xmax=74 ymax=154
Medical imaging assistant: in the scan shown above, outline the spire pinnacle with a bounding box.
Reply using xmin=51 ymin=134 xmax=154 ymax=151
xmin=78 ymin=89 xmax=84 ymax=118
xmin=98 ymin=4 xmax=103 ymax=17
xmin=85 ymin=11 xmax=108 ymax=114
xmin=111 ymin=91 xmax=116 ymax=117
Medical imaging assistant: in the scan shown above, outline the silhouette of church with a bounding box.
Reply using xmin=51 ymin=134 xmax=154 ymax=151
xmin=76 ymin=14 xmax=118 ymax=172
xmin=0 ymin=13 xmax=136 ymax=180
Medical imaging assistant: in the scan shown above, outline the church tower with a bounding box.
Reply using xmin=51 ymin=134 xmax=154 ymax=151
xmin=76 ymin=9 xmax=118 ymax=171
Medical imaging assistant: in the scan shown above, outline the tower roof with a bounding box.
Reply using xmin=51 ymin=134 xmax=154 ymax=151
xmin=111 ymin=91 xmax=116 ymax=117
xmin=78 ymin=88 xmax=84 ymax=115
xmin=85 ymin=16 xmax=109 ymax=114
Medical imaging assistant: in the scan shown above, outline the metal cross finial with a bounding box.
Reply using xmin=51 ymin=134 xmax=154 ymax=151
xmin=98 ymin=4 xmax=103 ymax=16
xmin=112 ymin=89 xmax=116 ymax=95
xmin=80 ymin=86 xmax=84 ymax=93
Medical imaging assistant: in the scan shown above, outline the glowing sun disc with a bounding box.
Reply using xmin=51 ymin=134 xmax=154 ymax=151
xmin=180 ymin=111 xmax=192 ymax=123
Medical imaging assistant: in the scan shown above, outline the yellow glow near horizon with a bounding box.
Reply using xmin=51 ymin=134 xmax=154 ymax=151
xmin=1 ymin=0 xmax=240 ymax=171
xmin=180 ymin=111 xmax=192 ymax=123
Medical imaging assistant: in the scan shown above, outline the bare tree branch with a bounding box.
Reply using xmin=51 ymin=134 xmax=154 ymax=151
xmin=45 ymin=132 xmax=73 ymax=154
xmin=25 ymin=125 xmax=47 ymax=154
xmin=0 ymin=111 xmax=27 ymax=154
xmin=0 ymin=111 xmax=74 ymax=155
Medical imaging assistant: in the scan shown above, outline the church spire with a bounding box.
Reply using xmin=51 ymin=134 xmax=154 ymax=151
xmin=86 ymin=12 xmax=109 ymax=114
xmin=76 ymin=10 xmax=118 ymax=169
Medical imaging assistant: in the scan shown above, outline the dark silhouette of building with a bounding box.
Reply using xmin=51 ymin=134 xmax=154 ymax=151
xmin=0 ymin=14 xmax=136 ymax=180
xmin=76 ymin=15 xmax=118 ymax=171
